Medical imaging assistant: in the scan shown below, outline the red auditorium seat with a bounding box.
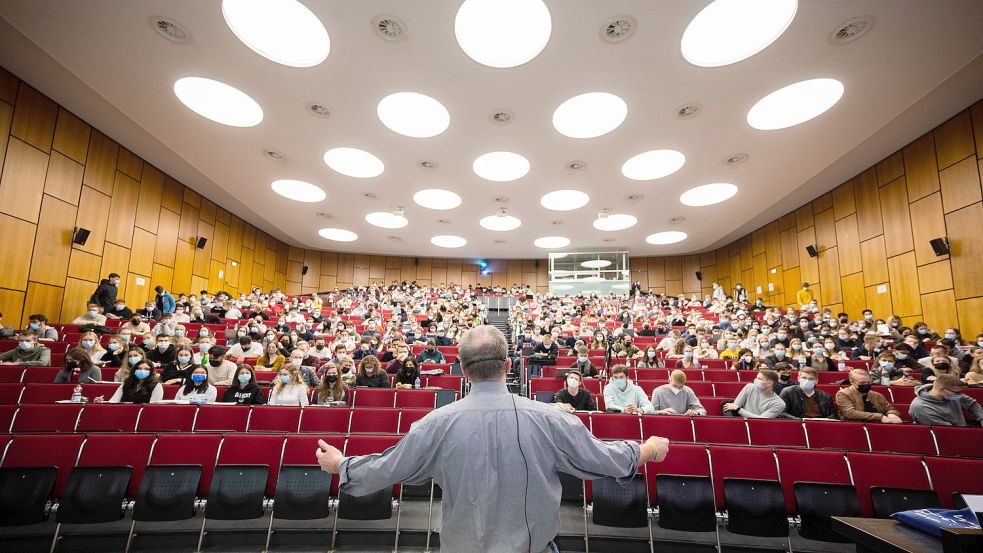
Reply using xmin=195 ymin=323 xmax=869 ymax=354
xmin=699 ymin=398 xmax=723 ymax=416
xmin=686 ymin=382 xmax=714 ymax=396
xmin=644 ymin=443 xmax=710 ymax=505
xmin=299 ymin=407 xmax=351 ymax=434
xmin=736 ymin=371 xmax=760 ymax=382
xmin=708 ymin=445 xmax=780 ymax=509
xmin=395 ymin=389 xmax=436 ymax=409
xmin=79 ymin=433 xmax=155 ymax=496
xmin=11 ymin=403 xmax=82 ymax=433
xmin=349 ymin=407 xmax=400 ymax=434
xmin=803 ymin=420 xmax=869 ymax=451
xmin=18 ymin=383 xmax=72 ymax=403
xmin=75 ymin=403 xmax=141 ymax=432
xmin=641 ymin=415 xmax=694 ymax=443
xmin=702 ymin=369 xmax=738 ymax=382
xmin=1 ymin=434 xmax=85 ymax=497
xmin=697 ymin=360 xmax=726 ymax=369
xmin=590 ymin=413 xmax=642 ymax=440
xmin=283 ymin=434 xmax=346 ymax=495
xmin=528 ymin=378 xmax=557 ymax=398
xmin=218 ymin=433 xmax=286 ymax=497
xmin=711 ymin=382 xmax=747 ymax=398
xmin=886 ymin=387 xmax=916 ymax=404
xmin=150 ymin=433 xmax=222 ymax=496
xmin=693 ymin=417 xmax=749 ymax=445
xmin=353 ymin=388 xmax=396 ymax=408
xmin=247 ymin=406 xmax=302 ymax=433
xmin=0 ymin=404 xmax=16 ymax=432
xmin=747 ymin=419 xmax=807 ymax=447
xmin=193 ymin=405 xmax=249 ymax=432
xmin=398 ymin=409 xmax=431 ymax=433
xmin=932 ymin=426 xmax=983 ymax=458
xmin=847 ymin=452 xmax=932 ymax=517
xmin=20 ymin=367 xmax=63 ymax=383
xmin=82 ymin=382 xmax=119 ymax=400
xmin=581 ymin=378 xmax=602 ymax=395
xmin=892 ymin=403 xmax=912 ymax=422
xmin=866 ymin=424 xmax=937 ymax=455
xmin=0 ymin=368 xmax=24 ymax=383
xmin=136 ymin=404 xmax=197 ymax=432
xmin=634 ymin=368 xmax=669 ymax=381
xmin=775 ymin=448 xmax=852 ymax=513
xmin=0 ymin=383 xmax=22 ymax=403
xmin=680 ymin=369 xmax=703 ymax=381
xmin=923 ymin=457 xmax=983 ymax=509
xmin=344 ymin=434 xmax=403 ymax=496
xmin=817 ymin=372 xmax=848 ymax=384
xmin=574 ymin=411 xmax=591 ymax=429
xmin=635 ymin=380 xmax=660 ymax=396
xmin=425 ymin=375 xmax=463 ymax=391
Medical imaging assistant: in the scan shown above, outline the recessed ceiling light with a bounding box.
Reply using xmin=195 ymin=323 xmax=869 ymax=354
xmin=271 ymin=179 xmax=325 ymax=202
xmin=479 ymin=212 xmax=521 ymax=231
xmin=681 ymin=0 xmax=797 ymax=67
xmin=621 ymin=149 xmax=686 ymax=180
xmin=222 ymin=0 xmax=330 ymax=68
xmin=413 ymin=189 xmax=462 ymax=210
xmin=540 ymin=190 xmax=589 ymax=211
xmin=173 ymin=77 xmax=263 ymax=127
xmin=431 ymin=235 xmax=467 ymax=248
xmin=534 ymin=236 xmax=571 ymax=249
xmin=365 ymin=211 xmax=408 ymax=229
xmin=646 ymin=231 xmax=688 ymax=244
xmin=318 ymin=227 xmax=358 ymax=242
xmin=454 ymin=0 xmax=551 ymax=68
xmin=377 ymin=92 xmax=450 ymax=138
xmin=747 ymin=78 xmax=844 ymax=130
xmin=473 ymin=151 xmax=530 ymax=181
xmin=593 ymin=213 xmax=637 ymax=231
xmin=581 ymin=259 xmax=612 ymax=269
xmin=680 ymin=183 xmax=738 ymax=206
xmin=552 ymin=92 xmax=627 ymax=138
xmin=323 ymin=147 xmax=384 ymax=178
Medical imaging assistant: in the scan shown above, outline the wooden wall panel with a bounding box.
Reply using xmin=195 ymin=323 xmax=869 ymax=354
xmin=879 ymin=178 xmax=914 ymax=257
xmin=887 ymin=252 xmax=921 ymax=317
xmin=832 ymin=179 xmax=856 ymax=220
xmin=51 ymin=108 xmax=90 ymax=164
xmin=922 ymin=290 xmax=957 ymax=335
xmin=814 ymin=209 xmax=836 ymax=251
xmin=0 ymin=288 xmax=25 ymax=329
xmin=81 ymin=131 xmax=118 ymax=195
xmin=917 ymin=260 xmax=953 ymax=294
xmin=934 ymin=111 xmax=975 ymax=170
xmin=67 ymin=250 xmax=102 ymax=283
xmin=841 ymin=273 xmax=866 ymax=317
xmin=955 ymin=297 xmax=983 ymax=339
xmin=0 ymin=212 xmax=36 ymax=290
xmin=796 ymin=226 xmax=818 ymax=284
xmin=817 ymin=247 xmax=842 ymax=305
xmin=104 ymin=172 xmax=139 ymax=248
xmin=860 ymin=236 xmax=889 ymax=286
xmin=28 ymin=194 xmax=75 ymax=287
xmin=908 ymin=192 xmax=949 ymax=266
xmin=43 ymin=151 xmax=84 ymax=206
xmin=834 ymin=215 xmax=863 ymax=275
xmin=0 ymin=102 xmax=10 ymax=175
xmin=864 ymin=284 xmax=892 ymax=319
xmin=0 ymin=138 xmax=48 ymax=223
xmin=854 ymin=168 xmax=883 ymax=240
xmin=947 ymin=202 xmax=983 ymax=300
xmin=134 ymin=166 xmax=163 ymax=233
xmin=938 ymin=155 xmax=980 ymax=214
xmin=10 ymin=85 xmax=57 ymax=152
xmin=902 ymin=133 xmax=940 ymax=201
xmin=876 ymin=151 xmax=905 ymax=186
xmin=23 ymin=282 xmax=63 ymax=327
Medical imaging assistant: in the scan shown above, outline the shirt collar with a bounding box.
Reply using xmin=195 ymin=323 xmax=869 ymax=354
xmin=469 ymin=380 xmax=508 ymax=394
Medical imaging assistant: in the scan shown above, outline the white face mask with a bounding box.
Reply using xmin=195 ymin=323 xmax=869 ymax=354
xmin=670 ymin=386 xmax=682 ymax=395
xmin=566 ymin=378 xmax=580 ymax=389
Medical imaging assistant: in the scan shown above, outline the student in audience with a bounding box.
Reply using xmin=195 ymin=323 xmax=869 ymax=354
xmin=636 ymin=345 xmax=660 ymax=368
xmin=892 ymin=343 xmax=921 ymax=372
xmin=174 ymin=366 xmax=217 ymax=403
xmin=137 ymin=300 xmax=161 ymax=321
xmin=733 ymin=348 xmax=760 ymax=371
xmin=772 ymin=362 xmax=799 ymax=394
xmin=868 ymin=351 xmax=918 ymax=386
xmin=122 ymin=314 xmax=150 ymax=335
xmin=673 ymin=344 xmax=700 ymax=369
xmin=267 ymin=365 xmax=310 ymax=406
xmin=146 ymin=334 xmax=177 ymax=367
xmin=205 ymin=345 xmax=236 ymax=386
xmin=339 ymin=355 xmax=357 ymax=386
xmin=851 ymin=333 xmax=883 ymax=361
xmin=903 ymin=334 xmax=931 ymax=359
xmin=0 ymin=330 xmax=51 ymax=366
xmin=384 ymin=343 xmax=412 ymax=374
xmin=921 ymin=352 xmax=961 ymax=383
xmin=836 ymin=369 xmax=902 ymax=423
xmin=568 ymin=345 xmax=600 ymax=377
xmin=352 ymin=337 xmax=379 ymax=361
xmin=102 ymin=335 xmax=128 ymax=368
xmin=316 ymin=364 xmax=350 ymax=405
xmin=72 ymin=302 xmax=108 ymax=326
xmin=256 ymin=341 xmax=285 ymax=372
xmin=76 ymin=331 xmax=107 ymax=364
xmin=226 ymin=335 xmax=263 ymax=362
xmin=910 ymin=373 xmax=983 ymax=426
xmin=763 ymin=343 xmax=797 ymax=369
xmin=95 ymin=361 xmax=162 ymax=404
xmin=161 ymin=345 xmax=197 ymax=385
xmin=286 ymin=349 xmax=319 ymax=388
xmin=106 ymin=298 xmax=133 ymax=320
xmin=54 ymin=348 xmax=103 ymax=384
xmin=603 ymin=364 xmax=655 ymax=415
xmin=552 ymin=370 xmax=596 ymax=412
xmin=780 ymin=367 xmax=835 ymax=419
xmin=965 ymin=351 xmax=983 ymax=385
xmin=803 ymin=342 xmax=836 ymax=371
xmin=192 ymin=336 xmax=214 ymax=364
xmin=0 ymin=311 xmax=12 ymax=338
xmin=309 ymin=336 xmax=332 ymax=360
xmin=417 ymin=339 xmax=446 ymax=364
xmin=393 ymin=357 xmax=421 ymax=389
xmin=651 ymin=370 xmax=706 ymax=416
xmin=90 ymin=273 xmax=121 ymax=313
xmin=154 ymin=285 xmax=176 ymax=315
xmin=356 ymin=355 xmax=389 ymax=388
xmin=723 ymin=370 xmax=786 ymax=418
xmin=114 ymin=347 xmax=147 ymax=382
xmin=26 ymin=314 xmax=58 ymax=341
xmin=222 ymin=364 xmax=266 ymax=405
xmin=150 ymin=313 xmax=178 ymax=337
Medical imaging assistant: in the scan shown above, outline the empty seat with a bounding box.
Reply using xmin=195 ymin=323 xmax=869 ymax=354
xmin=708 ymin=445 xmax=780 ymax=511
xmin=923 ymin=457 xmax=983 ymax=509
xmin=193 ymin=404 xmax=249 ymax=432
xmin=21 ymin=366 xmax=64 ymax=383
xmin=51 ymin=465 xmax=132 ymax=550
xmin=747 ymin=419 xmax=807 ymax=447
xmin=702 ymin=369 xmax=738 ymax=382
xmin=866 ymin=424 xmax=937 ymax=455
xmin=590 ymin=472 xmax=650 ymax=530
xmin=0 ymin=466 xmax=57 ymax=525
xmin=888 ymin=386 xmax=916 ymax=403
xmin=1 ymin=434 xmax=85 ymax=497
xmin=198 ymin=465 xmax=269 ymax=551
xmin=932 ymin=426 xmax=983 ymax=458
xmin=634 ymin=368 xmax=669 ymax=381
xmin=76 ymin=403 xmax=140 ymax=432
xmin=394 ymin=389 xmax=436 ymax=409
xmin=646 ymin=443 xmax=715 ymax=532
xmin=686 ymin=382 xmax=714 ymax=396
xmin=0 ymin=383 xmax=23 ymax=404
xmin=299 ymin=407 xmax=351 ymax=434
xmin=18 ymin=383 xmax=72 ymax=403
xmin=641 ymin=415 xmax=694 ymax=443
xmin=218 ymin=433 xmax=286 ymax=498
xmin=11 ymin=403 xmax=83 ymax=433
xmin=136 ymin=404 xmax=197 ymax=432
xmin=712 ymin=382 xmax=747 ymax=398
xmin=78 ymin=433 xmax=155 ymax=497
xmin=590 ymin=413 xmax=642 ymax=440
xmin=693 ymin=417 xmax=749 ymax=445
xmin=0 ymin=405 xmax=15 ymax=433
xmin=150 ymin=433 xmax=222 ymax=497
xmin=424 ymin=375 xmax=462 ymax=392
xmin=349 ymin=407 xmax=400 ymax=434
xmin=776 ymin=448 xmax=858 ymax=542
xmin=804 ymin=420 xmax=869 ymax=451
xmin=0 ymin=368 xmax=24 ymax=383
xmin=847 ymin=452 xmax=936 ymax=517
xmin=336 ymin=434 xmax=402 ymax=525
xmin=709 ymin=445 xmax=786 ymax=538
xmin=126 ymin=465 xmax=202 ymax=553
xmin=353 ymin=388 xmax=396 ymax=408
xmin=247 ymin=405 xmax=302 ymax=433
xmin=398 ymin=409 xmax=431 ymax=433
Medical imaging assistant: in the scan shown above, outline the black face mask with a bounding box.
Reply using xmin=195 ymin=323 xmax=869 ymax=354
xmin=856 ymin=383 xmax=872 ymax=394
xmin=933 ymin=363 xmax=950 ymax=372
xmin=779 ymin=374 xmax=790 ymax=382
xmin=209 ymin=359 xmax=222 ymax=368
xmin=326 ymin=375 xmax=338 ymax=384
xmin=65 ymin=361 xmax=80 ymax=370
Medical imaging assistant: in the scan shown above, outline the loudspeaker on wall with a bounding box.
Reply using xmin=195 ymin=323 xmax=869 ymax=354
xmin=195 ymin=237 xmax=208 ymax=249
xmin=929 ymin=237 xmax=950 ymax=256
xmin=72 ymin=227 xmax=90 ymax=246
xmin=302 ymin=265 xmax=309 ymax=275
xmin=805 ymin=245 xmax=819 ymax=258
xmin=695 ymin=271 xmax=702 ymax=281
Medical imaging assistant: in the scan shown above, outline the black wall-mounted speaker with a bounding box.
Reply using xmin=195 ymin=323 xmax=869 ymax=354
xmin=414 ymin=257 xmax=419 ymax=266
xmin=72 ymin=227 xmax=91 ymax=245
xmin=302 ymin=265 xmax=309 ymax=275
xmin=695 ymin=271 xmax=702 ymax=281
xmin=535 ymin=259 xmax=540 ymax=268
xmin=929 ymin=237 xmax=950 ymax=256
xmin=195 ymin=237 xmax=208 ymax=249
xmin=805 ymin=245 xmax=819 ymax=258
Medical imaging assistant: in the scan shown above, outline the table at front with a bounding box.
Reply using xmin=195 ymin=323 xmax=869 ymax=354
xmin=832 ymin=516 xmax=941 ymax=553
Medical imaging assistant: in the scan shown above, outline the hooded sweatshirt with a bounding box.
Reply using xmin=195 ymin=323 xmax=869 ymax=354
xmin=909 ymin=384 xmax=983 ymax=426
xmin=602 ymin=380 xmax=655 ymax=414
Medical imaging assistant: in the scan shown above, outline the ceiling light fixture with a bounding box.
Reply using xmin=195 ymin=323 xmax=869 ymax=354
xmin=454 ymin=0 xmax=552 ymax=68
xmin=431 ymin=235 xmax=467 ymax=248
xmin=747 ymin=78 xmax=844 ymax=130
xmin=646 ymin=231 xmax=688 ymax=245
xmin=581 ymin=259 xmax=612 ymax=268
xmin=540 ymin=190 xmax=589 ymax=211
xmin=621 ymin=149 xmax=686 ymax=180
xmin=318 ymin=228 xmax=358 ymax=242
xmin=271 ymin=179 xmax=326 ymax=202
xmin=593 ymin=212 xmax=637 ymax=231
xmin=365 ymin=210 xmax=408 ymax=229
xmin=681 ymin=0 xmax=798 ymax=67
xmin=680 ymin=183 xmax=738 ymax=206
xmin=472 ymin=151 xmax=530 ymax=181
xmin=173 ymin=77 xmax=263 ymax=127
xmin=534 ymin=236 xmax=571 ymax=249
xmin=323 ymin=147 xmax=384 ymax=178
xmin=377 ymin=92 xmax=450 ymax=138
xmin=413 ymin=189 xmax=462 ymax=210
xmin=552 ymin=92 xmax=627 ymax=138
xmin=222 ymin=0 xmax=330 ymax=67
xmin=479 ymin=210 xmax=521 ymax=231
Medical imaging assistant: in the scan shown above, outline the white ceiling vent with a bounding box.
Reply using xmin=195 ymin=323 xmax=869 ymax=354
xmin=150 ymin=16 xmax=190 ymax=44
xmin=674 ymin=102 xmax=702 ymax=119
xmin=306 ymin=103 xmax=331 ymax=118
xmin=493 ymin=196 xmax=509 ymax=204
xmin=601 ymin=16 xmax=635 ymax=43
xmin=373 ymin=15 xmax=405 ymax=41
xmin=566 ymin=160 xmax=587 ymax=171
xmin=829 ymin=16 xmax=874 ymax=44
xmin=626 ymin=193 xmax=643 ymax=201
xmin=262 ymin=149 xmax=285 ymax=161
xmin=417 ymin=160 xmax=438 ymax=170
xmin=491 ymin=110 xmax=513 ymax=125
xmin=669 ymin=216 xmax=686 ymax=224
xmin=725 ymin=153 xmax=749 ymax=166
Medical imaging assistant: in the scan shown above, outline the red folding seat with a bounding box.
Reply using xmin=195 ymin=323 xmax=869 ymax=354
xmin=699 ymin=359 xmax=726 ymax=369
xmin=217 ymin=433 xmax=286 ymax=497
xmin=635 ymin=368 xmax=668 ymax=381
xmin=298 ymin=407 xmax=351 ymax=433
xmin=425 ymin=375 xmax=463 ymax=391
xmin=736 ymin=371 xmax=759 ymax=382
xmin=75 ymin=403 xmax=141 ymax=432
xmin=634 ymin=380 xmax=659 ymax=396
xmin=528 ymin=378 xmax=558 ymax=397
xmin=693 ymin=417 xmax=749 ymax=445
xmin=573 ymin=411 xmax=591 ymax=429
xmin=0 ymin=405 xmax=14 ymax=432
xmin=353 ymin=388 xmax=396 ymax=408
xmin=150 ymin=433 xmax=222 ymax=496
xmin=686 ymin=382 xmax=714 ymax=396
xmin=395 ymin=389 xmax=436 ymax=409
xmin=135 ymin=404 xmax=197 ymax=432
xmin=817 ymin=371 xmax=847 ymax=384
xmin=21 ymin=367 xmax=63 ymax=383
xmin=711 ymin=382 xmax=747 ymax=398
xmin=18 ymin=383 xmax=72 ymax=404
xmin=892 ymin=403 xmax=912 ymax=422
xmin=679 ymin=369 xmax=703 ymax=381
xmin=645 ymin=443 xmax=710 ymax=505
xmin=193 ymin=404 xmax=249 ymax=432
xmin=923 ymin=457 xmax=983 ymax=508
xmin=866 ymin=424 xmax=937 ymax=455
xmin=349 ymin=407 xmax=400 ymax=434
xmin=11 ymin=403 xmax=83 ymax=433
xmin=81 ymin=382 xmax=119 ymax=401
xmin=49 ymin=353 xmax=66 ymax=366
xmin=1 ymin=434 xmax=84 ymax=497
xmin=641 ymin=415 xmax=694 ymax=443
xmin=344 ymin=434 xmax=403 ymax=495
xmin=247 ymin=405 xmax=302 ymax=433
xmin=708 ymin=445 xmax=780 ymax=509
xmin=775 ymin=448 xmax=852 ymax=513
xmin=581 ymin=378 xmax=602 ymax=395
xmin=847 ymin=452 xmax=933 ymax=517
xmin=963 ymin=388 xmax=983 ymax=403
xmin=398 ymin=409 xmax=431 ymax=433
xmin=816 ymin=384 xmax=841 ymax=396
xmin=0 ymin=383 xmax=22 ymax=404
xmin=160 ymin=384 xmax=181 ymax=400
xmin=282 ymin=434 xmax=346 ymax=495
xmin=887 ymin=387 xmax=915 ymax=404
xmin=702 ymin=369 xmax=738 ymax=382
xmin=590 ymin=413 xmax=642 ymax=440
xmin=253 ymin=370 xmax=276 ymax=384
xmin=804 ymin=420 xmax=869 ymax=451
xmin=699 ymin=398 xmax=723 ymax=416
xmin=78 ymin=433 xmax=155 ymax=496
xmin=0 ymin=368 xmax=24 ymax=383
xmin=747 ymin=419 xmax=807 ymax=447
xmin=932 ymin=426 xmax=983 ymax=458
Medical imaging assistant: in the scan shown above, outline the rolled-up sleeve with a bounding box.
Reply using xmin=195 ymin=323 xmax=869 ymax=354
xmin=551 ymin=414 xmax=640 ymax=480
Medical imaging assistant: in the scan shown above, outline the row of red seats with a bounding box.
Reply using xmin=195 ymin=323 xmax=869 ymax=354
xmin=542 ymin=365 xmax=875 ymax=381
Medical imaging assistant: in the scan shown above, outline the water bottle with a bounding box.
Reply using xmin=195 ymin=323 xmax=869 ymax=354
xmin=414 ymin=376 xmax=421 ymax=389
xmin=71 ymin=385 xmax=83 ymax=403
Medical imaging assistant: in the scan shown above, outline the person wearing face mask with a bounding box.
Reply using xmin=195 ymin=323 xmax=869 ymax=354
xmin=769 ymin=329 xmax=791 ymax=349
xmin=90 ymin=273 xmax=121 ymax=314
xmin=72 ymin=302 xmax=108 ymax=326
xmin=113 ymin=348 xmax=147 ymax=382
xmin=268 ymin=366 xmax=310 ymax=406
xmin=161 ymin=346 xmax=198 ymax=385
xmin=417 ymin=339 xmax=446 ymax=364
xmin=256 ymin=341 xmax=286 ymax=373
xmin=146 ymin=336 xmax=177 ymax=368
xmin=352 ymin=338 xmax=379 ymax=361
xmin=54 ymin=348 xmax=102 ymax=384
xmin=835 ymin=369 xmax=902 ymax=423
xmin=805 ymin=343 xmax=835 ymax=372
xmin=24 ymin=314 xmax=58 ymax=341
xmin=723 ymin=370 xmax=786 ymax=419
xmin=122 ymin=314 xmax=151 ymax=335
xmin=732 ymin=348 xmax=760 ymax=371
xmin=394 ymin=359 xmax=421 ymax=390
xmin=309 ymin=338 xmax=331 ymax=361
xmin=202 ymin=346 xmax=236 ymax=386
xmin=227 ymin=335 xmax=263 ymax=362
xmin=771 ymin=362 xmax=799 ymax=394
xmin=909 ymin=373 xmax=983 ymax=426
xmin=552 ymin=370 xmax=596 ymax=412
xmin=315 ymin=364 xmax=350 ymax=405
xmin=603 ymin=365 xmax=655 ymax=415
xmin=222 ymin=365 xmax=266 ymax=405
xmin=850 ymin=333 xmax=882 ymax=361
xmin=796 ymin=283 xmax=813 ymax=309
xmin=567 ymin=345 xmax=598 ymax=377
xmin=911 ymin=322 xmax=939 ymax=342
xmin=356 ymin=356 xmax=390 ymax=388
xmin=95 ymin=361 xmax=162 ymax=404
xmin=174 ymin=366 xmax=216 ymax=403
xmin=868 ymin=352 xmax=918 ymax=386
xmin=763 ymin=344 xmax=799 ymax=370
xmin=611 ymin=336 xmax=642 ymax=364
xmin=651 ymin=370 xmax=706 ymax=416
xmin=287 ymin=350 xmax=320 ymax=388
xmin=0 ymin=330 xmax=52 ymax=366
xmin=779 ymin=367 xmax=835 ymax=419
xmin=337 ymin=355 xmax=357 ymax=387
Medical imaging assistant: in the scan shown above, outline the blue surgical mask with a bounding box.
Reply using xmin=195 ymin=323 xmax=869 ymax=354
xmin=775 ymin=350 xmax=785 ymax=358
xmin=238 ymin=374 xmax=252 ymax=384
xmin=800 ymin=379 xmax=816 ymax=391
xmin=918 ymin=328 xmax=927 ymax=335
xmin=879 ymin=361 xmax=894 ymax=369
xmin=754 ymin=380 xmax=766 ymax=390
xmin=177 ymin=355 xmax=191 ymax=364
xmin=280 ymin=375 xmax=291 ymax=384
xmin=29 ymin=322 xmax=40 ymax=330
xmin=175 ymin=330 xmax=185 ymax=337
xmin=191 ymin=374 xmax=207 ymax=384
xmin=18 ymin=341 xmax=33 ymax=350
xmin=134 ymin=369 xmax=151 ymax=380
xmin=128 ymin=356 xmax=142 ymax=365
xmin=614 ymin=379 xmax=627 ymax=391
xmin=944 ymin=333 xmax=956 ymax=340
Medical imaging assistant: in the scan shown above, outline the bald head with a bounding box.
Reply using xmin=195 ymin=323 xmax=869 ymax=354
xmin=458 ymin=325 xmax=508 ymax=382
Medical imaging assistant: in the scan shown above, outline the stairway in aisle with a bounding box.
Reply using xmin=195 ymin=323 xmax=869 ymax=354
xmin=486 ymin=312 xmax=520 ymax=393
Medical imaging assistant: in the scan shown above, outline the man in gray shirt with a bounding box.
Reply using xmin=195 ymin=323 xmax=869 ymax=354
xmin=651 ymin=369 xmax=707 ymax=416
xmin=316 ymin=325 xmax=670 ymax=553
xmin=723 ymin=369 xmax=787 ymax=418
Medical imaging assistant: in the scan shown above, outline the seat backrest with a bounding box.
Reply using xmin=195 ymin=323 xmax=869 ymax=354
xmin=888 ymin=387 xmax=916 ymax=403
xmin=193 ymin=405 xmax=249 ymax=432
xmin=136 ymin=404 xmax=197 ymax=432
xmin=712 ymin=382 xmax=747 ymax=398
xmin=132 ymin=465 xmax=202 ymax=522
xmin=931 ymin=426 xmax=983 ymax=458
xmin=398 ymin=409 xmax=431 ymax=434
xmin=150 ymin=433 xmax=222 ymax=496
xmin=641 ymin=415 xmax=694 ymax=443
xmin=590 ymin=475 xmax=649 ymax=528
xmin=590 ymin=413 xmax=642 ymax=441
xmin=687 ymin=382 xmax=714 ymax=396
xmin=866 ymin=424 xmax=937 ymax=455
xmin=282 ymin=434 xmax=345 ymax=496
xmin=424 ymin=375 xmax=462 ymax=391
xmin=0 ymin=383 xmax=23 ymax=404
xmin=923 ymin=457 xmax=983 ymax=509
xmin=11 ymin=403 xmax=83 ymax=433
xmin=78 ymin=433 xmax=156 ymax=497
xmin=18 ymin=383 xmax=72 ymax=404
xmin=804 ymin=420 xmax=869 ymax=451
xmin=0 ymin=466 xmax=58 ymax=525
xmin=693 ymin=417 xmax=749 ymax=445
xmin=298 ymin=407 xmax=351 ymax=434
xmin=644 ymin=443 xmax=709 ymax=506
xmin=353 ymin=388 xmax=396 ymax=408
xmin=76 ymin=403 xmax=141 ymax=432
xmin=1 ymin=433 xmax=85 ymax=497
xmin=775 ymin=448 xmax=851 ymax=513
xmin=247 ymin=406 xmax=301 ymax=433
xmin=344 ymin=434 xmax=403 ymax=497
xmin=846 ymin=452 xmax=931 ymax=517
xmin=21 ymin=367 xmax=64 ymax=383
xmin=702 ymin=369 xmax=738 ymax=382
xmin=56 ymin=465 xmax=132 ymax=524
xmin=0 ymin=405 xmax=15 ymax=433
xmin=747 ymin=419 xmax=807 ymax=447
xmin=394 ymin=389 xmax=436 ymax=409
xmin=218 ymin=434 xmax=286 ymax=497
xmin=708 ymin=445 xmax=779 ymax=509
xmin=349 ymin=407 xmax=400 ymax=434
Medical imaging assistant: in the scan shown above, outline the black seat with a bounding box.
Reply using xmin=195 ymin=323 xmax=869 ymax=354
xmin=125 ymin=465 xmax=201 ymax=553
xmin=435 ymin=389 xmax=457 ymax=408
xmin=52 ymin=466 xmax=132 ymax=552
xmin=871 ymin=487 xmax=940 ymax=518
xmin=264 ymin=465 xmax=332 ymax=551
xmin=723 ymin=478 xmax=788 ymax=537
xmin=559 ymin=472 xmax=584 ymax=503
xmin=337 ymin=487 xmax=392 ymax=520
xmin=793 ymin=482 xmax=862 ymax=542
xmin=591 ymin=476 xmax=649 ymax=528
xmin=402 ymin=479 xmax=441 ymax=500
xmin=197 ymin=465 xmax=269 ymax=552
xmin=0 ymin=467 xmax=57 ymax=526
xmin=655 ymin=475 xmax=716 ymax=532
xmin=534 ymin=391 xmax=554 ymax=403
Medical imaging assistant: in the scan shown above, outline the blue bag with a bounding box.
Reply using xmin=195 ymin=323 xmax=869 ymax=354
xmin=891 ymin=507 xmax=981 ymax=537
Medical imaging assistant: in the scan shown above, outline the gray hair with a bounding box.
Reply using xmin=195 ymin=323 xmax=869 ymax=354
xmin=458 ymin=325 xmax=507 ymax=381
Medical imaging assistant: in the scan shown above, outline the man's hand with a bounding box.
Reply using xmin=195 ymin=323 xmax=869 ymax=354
xmin=640 ymin=436 xmax=670 ymax=465
xmin=722 ymin=402 xmax=738 ymax=412
xmin=316 ymin=439 xmax=345 ymax=474
xmin=882 ymin=414 xmax=903 ymax=424
xmin=685 ymin=409 xmax=701 ymax=416
xmin=658 ymin=407 xmax=677 ymax=415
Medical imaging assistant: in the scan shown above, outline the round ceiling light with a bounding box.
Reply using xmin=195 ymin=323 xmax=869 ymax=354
xmin=377 ymin=92 xmax=450 ymax=138
xmin=271 ymin=179 xmax=325 ymax=202
xmin=534 ymin=236 xmax=571 ymax=249
xmin=472 ymin=151 xmax=530 ymax=181
xmin=454 ymin=0 xmax=551 ymax=68
xmin=680 ymin=183 xmax=738 ymax=206
xmin=365 ymin=211 xmax=408 ymax=229
xmin=593 ymin=213 xmax=637 ymax=231
xmin=552 ymin=92 xmax=627 ymax=138
xmin=222 ymin=0 xmax=330 ymax=67
xmin=173 ymin=77 xmax=263 ymax=127
xmin=646 ymin=231 xmax=688 ymax=245
xmin=322 ymin=147 xmax=384 ymax=178
xmin=681 ymin=0 xmax=798 ymax=67
xmin=318 ymin=227 xmax=358 ymax=242
xmin=581 ymin=259 xmax=612 ymax=269
xmin=479 ymin=213 xmax=521 ymax=231
xmin=747 ymin=78 xmax=844 ymax=130
xmin=621 ymin=149 xmax=686 ymax=180
xmin=431 ymin=235 xmax=467 ymax=248
xmin=413 ymin=189 xmax=462 ymax=210
xmin=540 ymin=189 xmax=589 ymax=211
